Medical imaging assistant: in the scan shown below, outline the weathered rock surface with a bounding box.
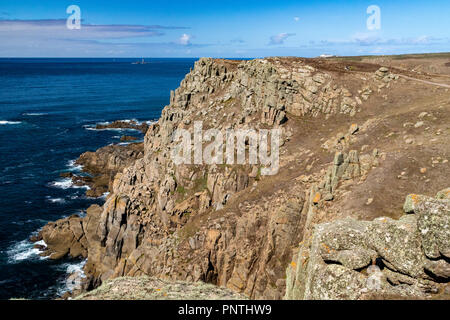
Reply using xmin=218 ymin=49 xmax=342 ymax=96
xmin=285 ymin=189 xmax=450 ymax=300
xmin=36 ymin=215 xmax=88 ymax=260
xmin=74 ymin=142 xmax=144 ymax=197
xmin=75 ymin=276 xmax=247 ymax=300
xmin=120 ymin=135 xmax=139 ymax=142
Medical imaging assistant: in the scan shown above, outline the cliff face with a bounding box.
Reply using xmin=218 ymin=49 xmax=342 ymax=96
xmin=38 ymin=56 xmax=450 ymax=299
xmin=79 ymin=57 xmax=387 ymax=299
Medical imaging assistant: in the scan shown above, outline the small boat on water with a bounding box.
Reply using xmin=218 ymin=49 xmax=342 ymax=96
xmin=132 ymin=58 xmax=149 ymax=65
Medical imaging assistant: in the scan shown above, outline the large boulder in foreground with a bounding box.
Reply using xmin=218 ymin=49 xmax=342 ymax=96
xmin=285 ymin=188 xmax=450 ymax=300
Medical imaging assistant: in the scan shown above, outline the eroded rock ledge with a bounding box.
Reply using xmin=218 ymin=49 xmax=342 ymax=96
xmin=74 ymin=142 xmax=144 ymax=197
xmin=58 ymin=142 xmax=144 ymax=198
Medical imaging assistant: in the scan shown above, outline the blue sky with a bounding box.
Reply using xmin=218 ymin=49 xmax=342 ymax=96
xmin=0 ymin=0 xmax=449 ymax=57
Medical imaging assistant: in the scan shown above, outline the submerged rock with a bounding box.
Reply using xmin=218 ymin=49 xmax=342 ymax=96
xmin=95 ymin=120 xmax=148 ymax=133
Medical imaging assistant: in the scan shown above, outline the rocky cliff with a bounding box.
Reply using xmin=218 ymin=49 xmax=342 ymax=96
xmin=36 ymin=55 xmax=450 ymax=299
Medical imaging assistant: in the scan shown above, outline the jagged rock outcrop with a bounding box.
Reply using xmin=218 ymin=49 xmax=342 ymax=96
xmin=374 ymin=67 xmax=399 ymax=83
xmin=74 ymin=142 xmax=144 ymax=197
xmin=285 ymin=189 xmax=450 ymax=300
xmin=36 ymin=215 xmax=88 ymax=260
xmin=301 ymin=148 xmax=382 ymax=236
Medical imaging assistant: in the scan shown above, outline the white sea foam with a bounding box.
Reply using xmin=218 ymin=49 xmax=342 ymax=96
xmin=7 ymin=239 xmax=47 ymax=263
xmin=86 ymin=127 xmax=139 ymax=132
xmin=50 ymin=176 xmax=90 ymax=190
xmin=74 ymin=184 xmax=91 ymax=190
xmin=67 ymin=159 xmax=83 ymax=172
xmin=50 ymin=178 xmax=73 ymax=189
xmin=100 ymin=192 xmax=110 ymax=199
xmin=124 ymin=119 xmax=157 ymax=126
xmin=121 ymin=119 xmax=138 ymax=124
xmin=66 ymin=260 xmax=87 ymax=275
xmin=46 ymin=197 xmax=66 ymax=204
xmin=57 ymin=259 xmax=87 ymax=295
xmin=0 ymin=120 xmax=21 ymax=125
xmin=35 ymin=240 xmax=46 ymax=246
xmin=23 ymin=113 xmax=47 ymax=116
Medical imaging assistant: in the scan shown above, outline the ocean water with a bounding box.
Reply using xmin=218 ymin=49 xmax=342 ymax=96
xmin=0 ymin=58 xmax=196 ymax=299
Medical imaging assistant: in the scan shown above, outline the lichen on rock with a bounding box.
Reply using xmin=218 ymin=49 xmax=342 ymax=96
xmin=285 ymin=189 xmax=450 ymax=300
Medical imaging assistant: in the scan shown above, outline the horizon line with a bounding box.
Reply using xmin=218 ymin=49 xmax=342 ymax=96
xmin=0 ymin=52 xmax=449 ymax=60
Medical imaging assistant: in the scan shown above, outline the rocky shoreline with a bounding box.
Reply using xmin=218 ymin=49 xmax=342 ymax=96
xmin=30 ymin=128 xmax=147 ymax=297
xmin=95 ymin=120 xmax=149 ymax=134
xmin=72 ymin=141 xmax=144 ymax=198
xmin=31 ymin=128 xmax=145 ymax=262
xmin=31 ymin=56 xmax=450 ymax=300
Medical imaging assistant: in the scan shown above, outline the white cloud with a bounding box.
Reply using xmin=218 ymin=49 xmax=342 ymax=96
xmin=294 ymin=17 xmax=300 ymax=22
xmin=179 ymin=33 xmax=192 ymax=45
xmin=269 ymin=33 xmax=295 ymax=45
xmin=410 ymin=35 xmax=433 ymax=44
xmin=351 ymin=32 xmax=382 ymax=46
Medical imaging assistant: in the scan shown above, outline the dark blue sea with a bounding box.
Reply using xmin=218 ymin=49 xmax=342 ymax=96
xmin=0 ymin=58 xmax=196 ymax=300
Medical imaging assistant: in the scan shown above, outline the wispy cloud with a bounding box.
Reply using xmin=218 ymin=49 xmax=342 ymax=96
xmin=299 ymin=33 xmax=450 ymax=57
xmin=0 ymin=19 xmax=188 ymax=40
xmin=0 ymin=19 xmax=198 ymax=57
xmin=231 ymin=38 xmax=246 ymax=44
xmin=178 ymin=33 xmax=192 ymax=45
xmin=316 ymin=33 xmax=449 ymax=47
xmin=269 ymin=33 xmax=295 ymax=45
